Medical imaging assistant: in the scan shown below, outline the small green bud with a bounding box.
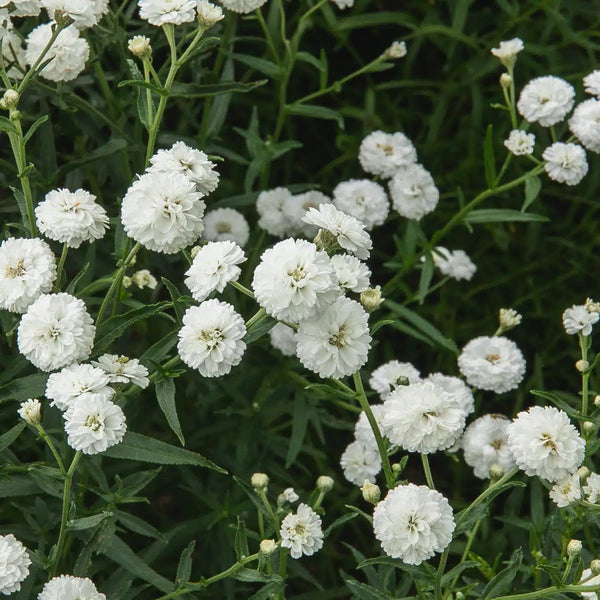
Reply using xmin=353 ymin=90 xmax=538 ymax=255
xmin=251 ymin=472 xmax=269 ymax=492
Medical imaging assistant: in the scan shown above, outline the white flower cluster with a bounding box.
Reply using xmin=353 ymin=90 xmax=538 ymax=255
xmin=0 ymin=534 xmax=30 ymax=595
xmin=280 ymin=503 xmax=324 ymax=559
xmin=563 ymin=302 xmax=600 ymax=336
xmin=431 ymin=246 xmax=477 ymax=281
xmin=39 ymin=574 xmax=106 ymax=599
xmin=139 ymin=0 xmax=223 ymax=26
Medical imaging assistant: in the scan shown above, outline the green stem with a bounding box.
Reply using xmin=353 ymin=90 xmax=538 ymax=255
xmin=445 ymin=518 xmax=482 ymax=598
xmin=352 ymin=371 xmax=394 ymax=488
xmin=54 ymin=243 xmax=69 ymax=292
xmin=49 ymin=451 xmax=82 ymax=578
xmin=493 ymin=583 xmax=600 ymax=600
xmin=579 ymin=333 xmax=590 ymax=420
xmin=230 ymin=280 xmax=256 ymax=299
xmin=277 ymin=547 xmax=288 ymax=600
xmin=561 ymin=554 xmax=575 ymax=585
xmin=256 ymin=8 xmax=280 ymax=64
xmin=421 ymin=454 xmax=435 ymax=489
xmin=434 ymin=547 xmax=449 ymax=600
xmin=35 ymin=424 xmax=65 ymax=474
xmin=258 ymin=489 xmax=279 ymax=534
xmin=245 ymin=307 xmax=266 ymax=329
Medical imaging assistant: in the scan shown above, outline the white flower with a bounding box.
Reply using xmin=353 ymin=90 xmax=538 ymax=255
xmin=280 ymin=487 xmax=299 ymax=503
xmin=340 ymin=440 xmax=381 ymax=485
xmin=461 ymin=414 xmax=515 ymax=479
xmin=457 ymin=336 xmax=526 ymax=394
xmin=18 ymin=398 xmax=41 ymax=424
xmin=499 ymin=308 xmax=522 ymax=331
xmin=46 ymin=363 xmax=114 ymax=411
xmin=25 ymin=23 xmax=89 ymax=82
xmin=382 ymin=381 xmax=466 ymax=454
xmin=369 ymin=360 xmax=421 ymax=400
xmin=354 ymin=404 xmax=386 ymax=450
xmin=121 ymin=172 xmax=206 ymax=254
xmin=269 ymin=323 xmax=297 ymax=357
xmin=203 ymin=208 xmax=250 ymax=247
xmin=330 ymin=0 xmax=353 ymax=8
xmin=91 ymin=0 xmax=109 ymax=22
xmin=431 ymin=247 xmax=476 ymax=281
xmin=64 ymin=395 xmax=126 ymax=455
xmin=359 ymin=130 xmax=417 ymax=179
xmin=0 ymin=534 xmax=30 ymax=595
xmin=373 ymin=484 xmax=455 ymax=565
xmin=569 ymin=99 xmax=600 ymax=153
xmin=517 ymin=76 xmax=575 ymax=126
xmin=542 ymin=142 xmax=588 ymax=186
xmin=583 ymin=473 xmax=600 ymax=503
xmin=38 ymin=575 xmax=106 ymax=600
xmin=36 ymin=188 xmax=109 ymax=248
xmin=385 ymin=41 xmax=407 ymax=59
xmin=178 ymin=300 xmax=246 ymax=377
xmin=0 ymin=237 xmax=56 ymax=313
xmin=2 ymin=30 xmax=26 ymax=79
xmin=41 ymin=0 xmax=98 ymax=28
xmin=491 ymin=38 xmax=524 ymax=68
xmin=197 ymin=0 xmax=223 ymax=25
xmin=138 ymin=0 xmax=198 ymax=25
xmin=507 ymin=405 xmax=585 ymax=483
xmin=389 ymin=163 xmax=439 ymax=221
xmin=128 ymin=35 xmax=150 ymax=58
xmin=91 ymin=354 xmax=150 ymax=388
xmin=330 ymin=254 xmax=371 ymax=293
xmin=549 ymin=473 xmax=582 ymax=507
xmin=131 ymin=269 xmax=158 ymax=290
xmin=424 ymin=373 xmax=474 ymax=417
xmin=583 ymin=70 xmax=600 ymax=97
xmin=219 ymin=0 xmax=268 ymax=14
xmin=252 ymin=238 xmax=338 ymax=323
xmin=184 ymin=241 xmax=245 ymax=302
xmin=504 ymin=130 xmax=535 ymax=156
xmin=280 ymin=503 xmax=323 ymax=559
xmin=296 ymin=296 xmax=371 ymax=379
xmin=17 ymin=293 xmax=95 ymax=372
xmin=256 ymin=187 xmax=292 ymax=238
xmin=148 ymin=142 xmax=219 ymax=195
xmin=579 ymin=569 xmax=600 ymax=600
xmin=563 ymin=304 xmax=599 ymax=336
xmin=303 ymin=204 xmax=372 ymax=260
xmin=282 ymin=191 xmax=332 ymax=238
xmin=332 ymin=179 xmax=389 ymax=231
xmin=4 ymin=1 xmax=41 ymax=16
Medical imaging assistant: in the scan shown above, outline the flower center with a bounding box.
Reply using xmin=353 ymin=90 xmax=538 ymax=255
xmin=293 ymin=522 xmax=306 ymax=536
xmin=539 ymin=433 xmax=558 ymax=452
xmin=490 ymin=439 xmax=503 ymax=450
xmin=407 ymin=514 xmax=421 ymax=531
xmin=216 ymin=221 xmax=232 ymax=233
xmin=5 ymin=258 xmax=25 ymax=278
xmin=288 ymin=266 xmax=306 ymax=282
xmin=85 ymin=413 xmax=103 ymax=432
xmin=377 ymin=143 xmax=394 ymax=156
xmin=329 ymin=324 xmax=349 ymax=348
xmin=486 ymin=354 xmax=500 ymax=364
xmin=200 ymin=328 xmax=224 ymax=349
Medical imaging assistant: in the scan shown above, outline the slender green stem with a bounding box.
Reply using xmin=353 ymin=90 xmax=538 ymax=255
xmin=142 ymin=56 xmax=154 ymax=126
xmin=54 ymin=243 xmax=69 ymax=292
xmin=256 ymin=8 xmax=280 ymax=64
xmin=561 ymin=554 xmax=575 ymax=585
xmin=445 ymin=518 xmax=482 ymax=598
xmin=312 ymin=490 xmax=326 ymax=511
xmin=352 ymin=372 xmax=394 ymax=488
xmin=258 ymin=489 xmax=279 ymax=534
xmin=35 ymin=424 xmax=65 ymax=474
xmin=421 ymin=454 xmax=435 ymax=489
xmin=49 ymin=451 xmax=82 ymax=578
xmin=579 ymin=333 xmax=590 ymax=420
xmin=277 ymin=547 xmax=288 ymax=600
xmin=299 ymin=0 xmax=328 ymax=24
xmin=495 ymin=153 xmax=512 ymax=188
xmin=245 ymin=307 xmax=266 ymax=329
xmin=434 ymin=547 xmax=449 ymax=600
xmin=493 ymin=583 xmax=600 ymax=600
xmin=230 ymin=280 xmax=256 ymax=299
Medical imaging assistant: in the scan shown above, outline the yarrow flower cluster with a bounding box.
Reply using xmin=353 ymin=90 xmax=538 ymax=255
xmin=0 ymin=534 xmax=30 ymax=595
xmin=269 ymin=323 xmax=297 ymax=356
xmin=431 ymin=247 xmax=477 ymax=281
xmin=542 ymin=142 xmax=588 ymax=186
xmin=517 ymin=76 xmax=575 ymax=126
xmin=218 ymin=0 xmax=269 ymax=14
xmin=340 ymin=439 xmax=382 ymax=486
xmin=38 ymin=574 xmax=106 ymax=599
xmin=388 ymin=163 xmax=439 ymax=221
xmin=504 ymin=129 xmax=535 ymax=155
xmin=549 ymin=473 xmax=582 ymax=508
xmin=91 ymin=354 xmax=150 ymax=388
xmin=332 ymin=179 xmax=389 ymax=231
xmin=562 ymin=304 xmax=600 ymax=335
xmin=569 ymin=99 xmax=600 ymax=153
xmin=359 ymin=130 xmax=417 ymax=178
xmin=284 ymin=191 xmax=331 ymax=238
xmin=369 ymin=360 xmax=421 ymax=400
xmin=46 ymin=363 xmax=114 ymax=411
xmin=280 ymin=503 xmax=324 ymax=559
xmin=138 ymin=0 xmax=198 ymax=26
xmin=203 ymin=208 xmax=250 ymax=247
xmin=491 ymin=38 xmax=524 ymax=68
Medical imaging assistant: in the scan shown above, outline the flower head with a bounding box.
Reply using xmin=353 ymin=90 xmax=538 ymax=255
xmin=389 ymin=163 xmax=439 ymax=221
xmin=41 ymin=0 xmax=99 ymax=28
xmin=359 ymin=130 xmax=417 ymax=179
xmin=18 ymin=398 xmax=41 ymax=424
xmin=583 ymin=70 xmax=600 ymax=97
xmin=280 ymin=503 xmax=324 ymax=559
xmin=542 ymin=142 xmax=588 ymax=186
xmin=549 ymin=473 xmax=582 ymax=507
xmin=219 ymin=0 xmax=268 ymax=13
xmin=197 ymin=0 xmax=224 ymax=26
xmin=354 ymin=404 xmax=386 ymax=450
xmin=340 ymin=440 xmax=381 ymax=485
xmin=138 ymin=0 xmax=198 ymax=25
xmin=46 ymin=363 xmax=114 ymax=411
xmin=330 ymin=254 xmax=371 ymax=293
xmin=583 ymin=472 xmax=600 ymax=503
xmin=269 ymin=323 xmax=297 ymax=357
xmin=517 ymin=76 xmax=575 ymax=127
xmin=332 ymin=179 xmax=389 ymax=231
xmin=91 ymin=354 xmax=150 ymax=388
xmin=0 ymin=534 xmax=30 ymax=595
xmin=563 ymin=304 xmax=599 ymax=336
xmin=424 ymin=373 xmax=474 ymax=417
xmin=491 ymin=38 xmax=524 ymax=68
xmin=431 ymin=247 xmax=476 ymax=281
xmin=203 ymin=208 xmax=250 ymax=247
xmin=282 ymin=191 xmax=331 ymax=238
xmin=504 ymin=130 xmax=535 ymax=156
xmin=256 ymin=187 xmax=292 ymax=238
xmin=369 ymin=360 xmax=421 ymax=400
xmin=39 ymin=575 xmax=106 ymax=600
xmin=569 ymin=99 xmax=600 ymax=153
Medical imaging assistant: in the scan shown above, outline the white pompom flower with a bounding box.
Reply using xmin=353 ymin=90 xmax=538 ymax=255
xmin=178 ymin=300 xmax=246 ymax=377
xmin=330 ymin=254 xmax=371 ymax=293
xmin=46 ymin=363 xmax=114 ymax=412
xmin=457 ymin=336 xmax=526 ymax=394
xmin=303 ymin=204 xmax=372 ymax=260
xmin=461 ymin=414 xmax=515 ymax=479
xmin=517 ymin=76 xmax=575 ymax=127
xmin=64 ymin=395 xmax=126 ymax=455
xmin=3 ymin=1 xmax=41 ymax=16
xmin=490 ymin=38 xmax=523 ymax=68
xmin=373 ymin=484 xmax=455 ymax=565
xmin=382 ymin=381 xmax=466 ymax=454
xmin=38 ymin=575 xmax=106 ymax=600
xmin=583 ymin=473 xmax=600 ymax=503
xmin=269 ymin=323 xmax=297 ymax=357
xmin=504 ymin=130 xmax=535 ymax=156
xmin=296 ymin=296 xmax=371 ymax=379
xmin=35 ymin=188 xmax=109 ymax=248
xmin=549 ymin=473 xmax=582 ymax=508
xmin=369 ymin=360 xmax=421 ymax=400
xmin=138 ymin=0 xmax=198 ymax=25
xmin=148 ymin=141 xmax=219 ymax=195
xmin=332 ymin=179 xmax=389 ymax=231
xmin=569 ymin=99 xmax=600 ymax=153
xmin=256 ymin=187 xmax=292 ymax=238
xmin=340 ymin=440 xmax=381 ymax=485
xmin=424 ymin=373 xmax=474 ymax=417
xmin=252 ymin=238 xmax=338 ymax=323
xmin=203 ymin=208 xmax=250 ymax=247
xmin=17 ymin=293 xmax=95 ymax=372
xmin=0 ymin=237 xmax=56 ymax=313
xmin=583 ymin=70 xmax=600 ymax=97
xmin=562 ymin=304 xmax=599 ymax=336
xmin=431 ymin=247 xmax=476 ymax=281
xmin=359 ymin=130 xmax=417 ymax=179
xmin=507 ymin=405 xmax=585 ymax=483
xmin=388 ymin=163 xmax=439 ymax=221
xmin=283 ymin=191 xmax=332 ymax=238
xmin=91 ymin=354 xmax=150 ymax=388
xmin=0 ymin=534 xmax=31 ymax=595
xmin=280 ymin=503 xmax=324 ymax=559
xmin=542 ymin=142 xmax=588 ymax=186
xmin=219 ymin=0 xmax=268 ymax=14
xmin=41 ymin=0 xmax=98 ymax=28
xmin=197 ymin=1 xmax=224 ymax=26
xmin=121 ymin=172 xmax=206 ymax=254
xmin=17 ymin=398 xmax=41 ymax=425
xmin=184 ymin=241 xmax=246 ymax=302
xmin=25 ymin=23 xmax=89 ymax=82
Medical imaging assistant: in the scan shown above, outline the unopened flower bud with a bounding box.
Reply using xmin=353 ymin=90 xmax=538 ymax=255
xmin=391 ymin=463 xmax=403 ymax=475
xmin=591 ymin=559 xmax=600 ymax=575
xmin=584 ymin=421 xmax=595 ymax=434
xmin=122 ymin=276 xmax=132 ymax=289
xmin=316 ymin=475 xmax=334 ymax=493
xmin=455 ymin=593 xmax=465 ymax=600
xmin=17 ymin=399 xmax=41 ymax=425
xmin=251 ymin=472 xmax=269 ymax=491
xmin=567 ymin=539 xmax=583 ymax=557
xmin=595 ymin=395 xmax=600 ymax=407
xmin=576 ymin=359 xmax=589 ymax=373
xmin=500 ymin=73 xmax=512 ymax=88
xmin=313 ymin=229 xmax=339 ymax=255
xmin=197 ymin=0 xmax=224 ymax=27
xmin=0 ymin=89 xmax=19 ymax=111
xmin=384 ymin=41 xmax=407 ymax=60
xmin=128 ymin=35 xmax=151 ymax=59
xmin=361 ymin=481 xmax=381 ymax=505
xmin=531 ymin=549 xmax=544 ymax=561
xmin=190 ymin=245 xmax=201 ymax=259
xmin=360 ymin=286 xmax=384 ymax=312
xmin=578 ymin=466 xmax=591 ymax=480
xmin=499 ymin=308 xmax=522 ymax=332
xmin=489 ymin=464 xmax=505 ymax=480
xmin=259 ymin=539 xmax=277 ymax=556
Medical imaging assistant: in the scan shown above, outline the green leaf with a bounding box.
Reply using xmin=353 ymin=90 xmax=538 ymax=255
xmin=345 ymin=580 xmax=395 ymax=599
xmin=170 ymin=79 xmax=268 ymax=98
xmin=323 ymin=512 xmax=358 ymax=537
xmin=522 ymin=174 xmax=542 ymax=212
xmin=0 ymin=422 xmax=26 ymax=452
xmin=288 ymin=104 xmax=344 ymax=129
xmin=176 ymin=541 xmax=195 ymax=586
xmin=285 ymin=396 xmax=309 ymax=468
xmin=117 ymin=78 xmax=166 ymax=95
xmin=481 ymin=548 xmax=523 ymax=599
xmin=418 ymin=251 xmax=434 ymax=304
xmin=103 ymin=432 xmax=226 ymax=473
xmin=244 ymin=311 xmax=277 ymax=344
xmin=233 ymin=570 xmax=282 ymax=584
xmin=23 ymin=115 xmax=49 ymax=145
xmin=0 ymin=475 xmax=39 ymax=497
xmin=336 ymin=12 xmax=416 ymax=31
xmin=114 ymin=509 xmax=167 ymax=542
xmin=0 ymin=373 xmax=49 ymax=402
xmin=464 ymin=209 xmax=549 ymax=224
xmin=234 ymin=518 xmax=249 ymax=562
xmin=484 ymin=124 xmax=497 ymax=188
xmin=233 ymin=53 xmax=281 ymax=78
xmin=0 ymin=115 xmax=18 ymax=134
xmin=69 ymin=512 xmax=113 ymax=531
xmin=161 ymin=278 xmax=185 ymax=325
xmin=249 ymin=580 xmax=286 ymax=600
xmin=370 ymin=319 xmax=395 ymax=335
xmin=155 ymin=378 xmax=185 ymax=446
